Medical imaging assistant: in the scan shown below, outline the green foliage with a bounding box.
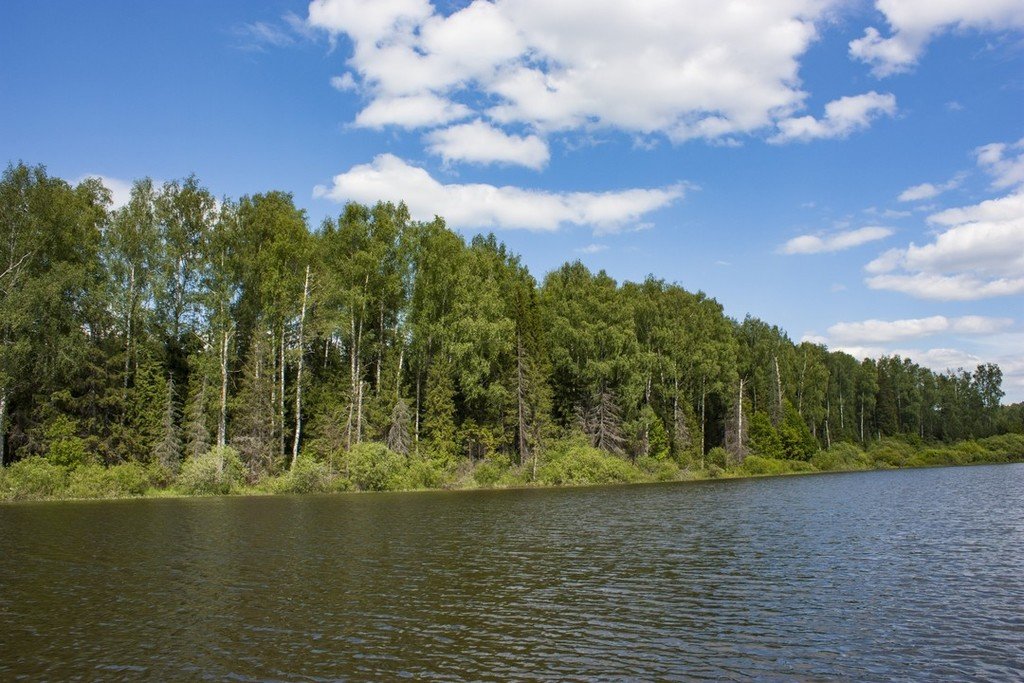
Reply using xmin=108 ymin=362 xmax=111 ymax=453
xmin=739 ymin=455 xmax=815 ymax=476
xmin=404 ymin=457 xmax=446 ymax=489
xmin=866 ymin=438 xmax=917 ymax=468
xmin=636 ymin=455 xmax=680 ymax=481
xmin=811 ymin=442 xmax=870 ymax=471
xmin=748 ymin=411 xmax=783 ymax=459
xmin=45 ymin=435 xmax=92 ymax=470
xmin=176 ymin=446 xmax=243 ymax=495
xmin=66 ymin=462 xmax=149 ymax=499
xmin=345 ymin=442 xmax=408 ymax=491
xmin=473 ymin=453 xmax=513 ymax=487
xmin=272 ymin=455 xmax=335 ymax=494
xmin=779 ymin=403 xmax=817 ymax=461
xmin=1 ymin=457 xmax=67 ymax=500
xmin=706 ymin=446 xmax=729 ymax=469
xmin=536 ymin=436 xmax=643 ymax=486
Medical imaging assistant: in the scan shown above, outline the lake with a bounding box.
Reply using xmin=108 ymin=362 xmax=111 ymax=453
xmin=2 ymin=464 xmax=1023 ymax=680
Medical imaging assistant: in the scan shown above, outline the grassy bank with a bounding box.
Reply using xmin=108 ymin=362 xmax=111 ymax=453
xmin=2 ymin=433 xmax=1023 ymax=503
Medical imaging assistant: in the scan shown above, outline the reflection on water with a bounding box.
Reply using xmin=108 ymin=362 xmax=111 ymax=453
xmin=2 ymin=465 xmax=1023 ymax=680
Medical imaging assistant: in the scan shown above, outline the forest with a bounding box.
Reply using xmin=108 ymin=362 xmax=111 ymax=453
xmin=2 ymin=162 xmax=1023 ymax=500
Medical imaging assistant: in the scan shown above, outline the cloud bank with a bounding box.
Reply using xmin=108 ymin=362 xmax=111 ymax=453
xmin=307 ymin=0 xmax=898 ymax=164
xmin=314 ymin=153 xmax=685 ymax=233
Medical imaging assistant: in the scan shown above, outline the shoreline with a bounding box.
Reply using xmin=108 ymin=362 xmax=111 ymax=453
xmin=2 ymin=453 xmax=1021 ymax=506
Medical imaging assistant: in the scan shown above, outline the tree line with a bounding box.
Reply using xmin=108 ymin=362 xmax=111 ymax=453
xmin=1 ymin=162 xmax=1021 ymax=480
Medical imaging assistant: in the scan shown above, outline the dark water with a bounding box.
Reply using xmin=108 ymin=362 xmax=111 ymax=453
xmin=2 ymin=465 xmax=1023 ymax=681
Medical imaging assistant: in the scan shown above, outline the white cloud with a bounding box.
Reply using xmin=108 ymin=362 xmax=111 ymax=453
xmin=850 ymin=0 xmax=1024 ymax=77
xmin=313 ymin=153 xmax=685 ymax=233
xmin=576 ymin=243 xmax=608 ymax=254
xmin=897 ymin=174 xmax=962 ymax=202
xmin=781 ymin=225 xmax=893 ymax=254
xmin=975 ymin=138 xmax=1024 ymax=189
xmin=425 ymin=120 xmax=549 ymax=169
xmin=770 ymin=91 xmax=897 ymax=143
xmin=866 ymin=191 xmax=1024 ymax=299
xmin=233 ymin=21 xmax=297 ymax=50
xmin=827 ymin=315 xmax=1013 ymax=344
xmin=307 ymin=0 xmax=897 ymax=146
xmin=330 ymin=73 xmax=358 ymax=91
xmin=76 ymin=174 xmax=133 ymax=209
xmin=353 ymin=94 xmax=472 ymax=129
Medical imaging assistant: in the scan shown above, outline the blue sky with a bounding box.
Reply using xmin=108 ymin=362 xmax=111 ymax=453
xmin=2 ymin=0 xmax=1023 ymax=399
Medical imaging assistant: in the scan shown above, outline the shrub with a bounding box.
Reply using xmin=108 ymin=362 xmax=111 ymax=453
xmin=976 ymin=433 xmax=1024 ymax=460
xmin=404 ymin=457 xmax=445 ymax=489
xmin=273 ymin=456 xmax=335 ymax=494
xmin=811 ymin=442 xmax=870 ymax=472
xmin=2 ymin=457 xmax=67 ymax=500
xmin=868 ymin=438 xmax=916 ymax=468
xmin=636 ymin=456 xmax=680 ymax=481
xmin=740 ymin=455 xmax=787 ymax=476
xmin=536 ymin=440 xmax=642 ymax=486
xmin=176 ymin=446 xmax=243 ymax=495
xmin=706 ymin=446 xmax=729 ymax=469
xmin=346 ymin=442 xmax=407 ymax=491
xmin=473 ymin=454 xmax=512 ymax=487
xmin=64 ymin=462 xmax=147 ymax=499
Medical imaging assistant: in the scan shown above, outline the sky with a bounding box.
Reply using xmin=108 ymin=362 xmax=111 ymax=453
xmin=2 ymin=0 xmax=1023 ymax=400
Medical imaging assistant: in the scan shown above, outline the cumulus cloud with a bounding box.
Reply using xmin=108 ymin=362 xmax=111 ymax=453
xmin=781 ymin=226 xmax=893 ymax=254
xmin=865 ymin=189 xmax=1024 ymax=300
xmin=770 ymin=92 xmax=897 ymax=143
xmin=897 ymin=174 xmax=963 ymax=202
xmin=313 ymin=154 xmax=685 ymax=233
xmin=850 ymin=0 xmax=1024 ymax=77
xmin=827 ymin=315 xmax=1013 ymax=344
xmin=305 ymin=0 xmax=898 ymax=154
xmin=75 ymin=174 xmax=133 ymax=209
xmin=425 ymin=120 xmax=549 ymax=169
xmin=353 ymin=94 xmax=472 ymax=129
xmin=975 ymin=137 xmax=1024 ymax=189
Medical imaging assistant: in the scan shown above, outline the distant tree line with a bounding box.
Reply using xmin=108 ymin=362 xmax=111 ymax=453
xmin=1 ymin=162 xmax=1021 ymax=476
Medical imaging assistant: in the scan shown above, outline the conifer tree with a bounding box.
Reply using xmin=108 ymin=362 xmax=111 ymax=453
xmin=386 ymin=397 xmax=412 ymax=457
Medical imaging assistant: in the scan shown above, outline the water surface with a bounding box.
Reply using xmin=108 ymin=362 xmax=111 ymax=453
xmin=2 ymin=465 xmax=1023 ymax=680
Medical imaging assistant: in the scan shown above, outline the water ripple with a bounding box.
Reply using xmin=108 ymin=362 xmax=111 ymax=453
xmin=2 ymin=465 xmax=1023 ymax=680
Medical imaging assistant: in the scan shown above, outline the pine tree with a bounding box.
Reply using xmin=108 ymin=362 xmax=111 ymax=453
xmin=580 ymin=386 xmax=625 ymax=456
xmin=153 ymin=375 xmax=182 ymax=470
xmin=423 ymin=356 xmax=456 ymax=464
xmin=231 ymin=332 xmax=276 ymax=481
xmin=184 ymin=368 xmax=211 ymax=460
xmin=386 ymin=397 xmax=412 ymax=456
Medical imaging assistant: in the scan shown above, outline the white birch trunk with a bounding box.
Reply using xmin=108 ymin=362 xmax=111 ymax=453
xmin=291 ymin=266 xmax=310 ymax=468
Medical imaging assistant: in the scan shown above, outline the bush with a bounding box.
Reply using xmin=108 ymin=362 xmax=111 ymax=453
xmin=811 ymin=442 xmax=870 ymax=472
xmin=65 ymin=462 xmax=148 ymax=499
xmin=976 ymin=433 xmax=1024 ymax=460
xmin=2 ymin=457 xmax=67 ymax=500
xmin=346 ymin=442 xmax=407 ymax=491
xmin=739 ymin=455 xmax=816 ymax=476
xmin=867 ymin=438 xmax=917 ymax=468
xmin=176 ymin=446 xmax=243 ymax=495
xmin=636 ymin=456 xmax=680 ymax=481
xmin=706 ymin=446 xmax=729 ymax=469
xmin=272 ymin=456 xmax=335 ymax=494
xmin=404 ymin=457 xmax=445 ymax=489
xmin=537 ymin=438 xmax=642 ymax=486
xmin=473 ymin=454 xmax=512 ymax=487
